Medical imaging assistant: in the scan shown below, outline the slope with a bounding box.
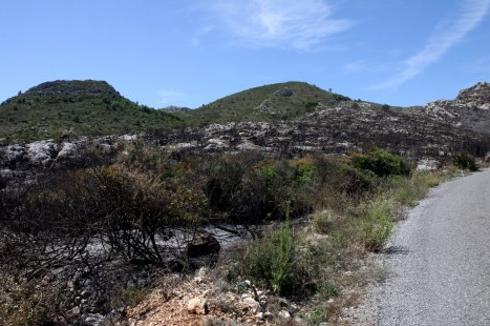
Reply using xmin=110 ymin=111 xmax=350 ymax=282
xmin=0 ymin=80 xmax=181 ymax=141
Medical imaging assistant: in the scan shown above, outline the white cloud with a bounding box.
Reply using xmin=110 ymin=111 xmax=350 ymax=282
xmin=210 ymin=0 xmax=353 ymax=50
xmin=373 ymin=0 xmax=490 ymax=90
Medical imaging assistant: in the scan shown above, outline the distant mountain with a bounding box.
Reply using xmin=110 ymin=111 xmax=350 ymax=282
xmin=161 ymin=106 xmax=192 ymax=113
xmin=0 ymin=80 xmax=181 ymax=141
xmin=176 ymin=81 xmax=353 ymax=123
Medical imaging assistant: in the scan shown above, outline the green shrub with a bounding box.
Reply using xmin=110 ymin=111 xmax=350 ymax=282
xmin=357 ymin=197 xmax=394 ymax=252
xmin=312 ymin=210 xmax=342 ymax=234
xmin=453 ymin=153 xmax=478 ymax=171
xmin=352 ymin=149 xmax=411 ymax=177
xmin=318 ymin=281 xmax=339 ymax=299
xmin=391 ymin=172 xmax=441 ymax=206
xmin=242 ymin=224 xmax=309 ymax=296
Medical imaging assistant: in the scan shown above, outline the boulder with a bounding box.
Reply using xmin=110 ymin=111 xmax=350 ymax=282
xmin=26 ymin=140 xmax=59 ymax=166
xmin=187 ymin=232 xmax=220 ymax=257
xmin=56 ymin=142 xmax=80 ymax=161
xmin=278 ymin=310 xmax=292 ymax=321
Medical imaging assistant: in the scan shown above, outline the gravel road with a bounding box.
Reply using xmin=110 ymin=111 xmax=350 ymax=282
xmin=361 ymin=169 xmax=490 ymax=326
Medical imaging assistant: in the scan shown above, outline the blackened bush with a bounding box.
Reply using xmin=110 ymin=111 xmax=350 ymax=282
xmin=0 ymin=165 xmax=206 ymax=268
xmin=453 ymin=153 xmax=478 ymax=171
xmin=352 ymin=149 xmax=411 ymax=177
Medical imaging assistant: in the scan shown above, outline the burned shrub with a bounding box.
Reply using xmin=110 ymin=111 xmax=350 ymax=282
xmin=203 ymin=154 xmax=315 ymax=225
xmin=0 ymin=165 xmax=206 ymax=271
xmin=453 ymin=153 xmax=478 ymax=171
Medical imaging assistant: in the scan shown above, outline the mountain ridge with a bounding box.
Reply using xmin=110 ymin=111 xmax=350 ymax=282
xmin=1 ymin=80 xmax=490 ymax=159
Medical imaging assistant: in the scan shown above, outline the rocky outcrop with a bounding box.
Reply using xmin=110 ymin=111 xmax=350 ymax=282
xmin=415 ymin=82 xmax=490 ymax=135
xmin=0 ymin=137 xmax=119 ymax=189
xmin=156 ymin=100 xmax=486 ymax=160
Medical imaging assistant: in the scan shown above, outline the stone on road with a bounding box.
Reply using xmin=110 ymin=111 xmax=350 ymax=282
xmin=376 ymin=169 xmax=490 ymax=326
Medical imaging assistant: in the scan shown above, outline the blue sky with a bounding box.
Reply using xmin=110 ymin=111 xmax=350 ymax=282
xmin=1 ymin=0 xmax=489 ymax=108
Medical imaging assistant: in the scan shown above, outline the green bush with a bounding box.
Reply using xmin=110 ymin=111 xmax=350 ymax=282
xmin=352 ymin=149 xmax=410 ymax=177
xmin=242 ymin=224 xmax=309 ymax=296
xmin=357 ymin=197 xmax=394 ymax=252
xmin=453 ymin=153 xmax=478 ymax=171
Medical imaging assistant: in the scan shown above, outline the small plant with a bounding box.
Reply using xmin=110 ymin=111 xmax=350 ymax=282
xmin=110 ymin=287 xmax=149 ymax=310
xmin=318 ymin=281 xmax=339 ymax=299
xmin=305 ymin=308 xmax=328 ymax=325
xmin=242 ymin=223 xmax=309 ymax=296
xmin=352 ymin=148 xmax=411 ymax=177
xmin=453 ymin=153 xmax=478 ymax=171
xmin=313 ymin=210 xmax=340 ymax=234
xmin=357 ymin=196 xmax=394 ymax=252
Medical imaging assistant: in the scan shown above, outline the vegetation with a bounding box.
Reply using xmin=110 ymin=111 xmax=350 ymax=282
xmin=352 ymin=148 xmax=411 ymax=177
xmin=453 ymin=153 xmax=479 ymax=171
xmin=243 ymin=223 xmax=309 ymax=296
xmin=171 ymin=81 xmax=351 ymax=124
xmin=0 ymin=80 xmax=181 ymax=141
xmin=0 ymin=145 xmax=456 ymax=324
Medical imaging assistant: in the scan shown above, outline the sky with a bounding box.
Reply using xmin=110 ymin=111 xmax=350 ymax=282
xmin=1 ymin=0 xmax=490 ymax=108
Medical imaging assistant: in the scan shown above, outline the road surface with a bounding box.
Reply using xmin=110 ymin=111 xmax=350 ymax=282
xmin=375 ymin=169 xmax=490 ymax=326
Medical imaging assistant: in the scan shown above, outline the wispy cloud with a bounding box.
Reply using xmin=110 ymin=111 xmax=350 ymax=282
xmin=373 ymin=0 xmax=490 ymax=90
xmin=209 ymin=0 xmax=353 ymax=50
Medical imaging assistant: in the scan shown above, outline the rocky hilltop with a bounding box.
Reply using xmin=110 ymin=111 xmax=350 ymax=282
xmin=417 ymin=82 xmax=490 ymax=135
xmin=0 ymin=80 xmax=180 ymax=141
xmin=170 ymin=81 xmax=352 ymax=123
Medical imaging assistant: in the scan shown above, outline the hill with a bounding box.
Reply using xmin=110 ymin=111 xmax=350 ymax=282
xmin=0 ymin=80 xmax=181 ymax=141
xmin=415 ymin=82 xmax=490 ymax=135
xmin=175 ymin=81 xmax=352 ymax=123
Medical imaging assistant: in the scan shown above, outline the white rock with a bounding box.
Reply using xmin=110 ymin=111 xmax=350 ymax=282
xmin=26 ymin=141 xmax=59 ymax=166
xmin=187 ymin=297 xmax=208 ymax=315
xmin=237 ymin=141 xmax=261 ymax=151
xmin=242 ymin=297 xmax=259 ymax=311
xmin=278 ymin=310 xmax=291 ymax=321
xmin=56 ymin=142 xmax=79 ymax=160
xmin=416 ymin=159 xmax=439 ymax=171
xmin=119 ymin=134 xmax=138 ymax=141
